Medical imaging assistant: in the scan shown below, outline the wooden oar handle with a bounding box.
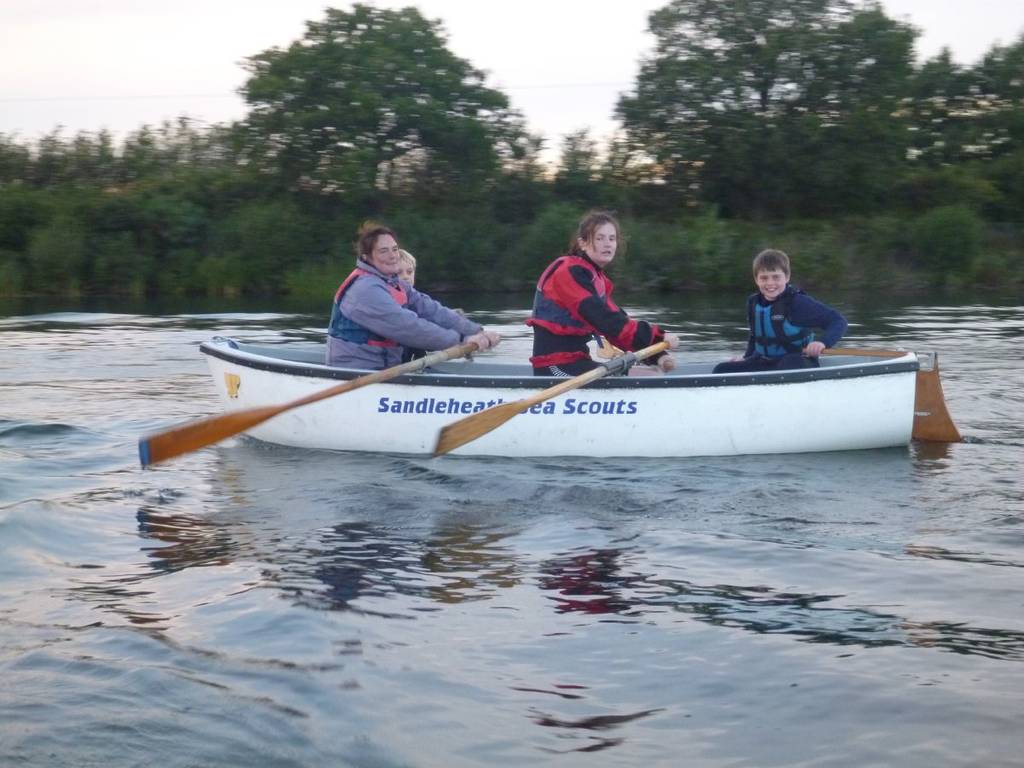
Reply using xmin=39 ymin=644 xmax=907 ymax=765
xmin=820 ymin=346 xmax=907 ymax=359
xmin=602 ymin=340 xmax=669 ymax=373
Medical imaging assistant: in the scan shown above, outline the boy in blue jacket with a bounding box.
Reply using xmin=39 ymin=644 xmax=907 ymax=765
xmin=713 ymin=249 xmax=847 ymax=373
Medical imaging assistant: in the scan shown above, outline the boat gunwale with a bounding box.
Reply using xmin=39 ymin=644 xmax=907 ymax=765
xmin=200 ymin=338 xmax=920 ymax=391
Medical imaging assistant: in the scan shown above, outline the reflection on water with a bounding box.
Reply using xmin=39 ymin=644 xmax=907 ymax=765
xmin=903 ymin=544 xmax=1024 ymax=569
xmin=276 ymin=522 xmax=425 ymax=617
xmin=110 ymin=481 xmax=1024 ymax=663
xmin=533 ymin=707 xmax=663 ymax=755
xmin=539 ymin=548 xmax=639 ymax=616
xmin=284 ymin=522 xmax=521 ymax=614
xmin=421 ymin=524 xmax=523 ymax=604
xmin=137 ymin=505 xmax=238 ymax=572
xmin=645 ymin=574 xmax=1024 ymax=661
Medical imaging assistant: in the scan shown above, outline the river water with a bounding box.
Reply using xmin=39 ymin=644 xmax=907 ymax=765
xmin=1 ymin=293 xmax=1022 ymax=767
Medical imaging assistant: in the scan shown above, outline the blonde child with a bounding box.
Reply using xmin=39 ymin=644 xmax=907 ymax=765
xmin=397 ymin=249 xmax=416 ymax=286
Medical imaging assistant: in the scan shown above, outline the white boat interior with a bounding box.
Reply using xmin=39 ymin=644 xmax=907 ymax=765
xmin=202 ymin=338 xmax=920 ymax=389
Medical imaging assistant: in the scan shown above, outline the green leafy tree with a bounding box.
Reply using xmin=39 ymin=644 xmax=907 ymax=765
xmin=896 ymin=34 xmax=1023 ymax=176
xmin=901 ymin=35 xmax=1024 ymax=220
xmin=30 ymin=129 xmax=72 ymax=188
xmin=119 ymin=119 xmax=234 ymax=185
xmin=596 ymin=135 xmax=656 ymax=215
xmin=491 ymin=133 xmax=550 ymax=224
xmin=0 ymin=134 xmax=32 ymax=185
xmin=972 ymin=33 xmax=1024 ymax=157
xmin=65 ymin=130 xmax=119 ymax=187
xmin=904 ymin=49 xmax=981 ymax=166
xmin=617 ymin=0 xmax=916 ymax=217
xmin=239 ymin=4 xmax=523 ymax=202
xmin=553 ymin=130 xmax=606 ymax=207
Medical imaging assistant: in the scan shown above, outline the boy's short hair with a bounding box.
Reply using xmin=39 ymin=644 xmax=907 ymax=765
xmin=398 ymin=249 xmax=416 ymax=267
xmin=752 ymin=249 xmax=790 ymax=278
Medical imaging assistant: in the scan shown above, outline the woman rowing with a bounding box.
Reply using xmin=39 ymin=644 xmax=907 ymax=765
xmin=527 ymin=210 xmax=679 ymax=376
xmin=326 ymin=223 xmax=500 ymax=369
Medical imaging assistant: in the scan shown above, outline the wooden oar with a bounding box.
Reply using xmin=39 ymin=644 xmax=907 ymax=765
xmin=821 ymin=347 xmax=905 ymax=359
xmin=140 ymin=341 xmax=480 ymax=467
xmin=433 ymin=341 xmax=669 ymax=456
xmin=823 ymin=346 xmax=961 ymax=443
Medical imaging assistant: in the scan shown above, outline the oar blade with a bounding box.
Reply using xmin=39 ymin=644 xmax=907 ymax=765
xmin=139 ymin=405 xmax=283 ymax=467
xmin=433 ymin=400 xmax=528 ymax=456
xmin=139 ymin=340 xmax=482 ymax=468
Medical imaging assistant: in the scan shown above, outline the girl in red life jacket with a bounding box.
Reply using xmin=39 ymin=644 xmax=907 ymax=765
xmin=526 ymin=210 xmax=680 ymax=376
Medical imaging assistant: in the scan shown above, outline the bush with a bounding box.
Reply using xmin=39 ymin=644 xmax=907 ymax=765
xmin=0 ymin=187 xmax=51 ymax=252
xmin=502 ymin=202 xmax=582 ymax=290
xmin=980 ymin=150 xmax=1024 ymax=222
xmin=969 ymin=249 xmax=1023 ymax=288
xmin=208 ymin=200 xmax=320 ymax=294
xmin=0 ymin=251 xmax=24 ymax=295
xmin=26 ymin=214 xmax=87 ymax=295
xmin=88 ymin=231 xmax=145 ymax=295
xmin=766 ymin=221 xmax=848 ymax=289
xmin=616 ymin=216 xmax=686 ymax=289
xmin=196 ymin=253 xmax=244 ymax=297
xmin=284 ymin=259 xmax=348 ymax=298
xmin=684 ymin=211 xmax=753 ymax=290
xmin=911 ymin=205 xmax=984 ymax=281
xmin=384 ymin=206 xmax=498 ymax=291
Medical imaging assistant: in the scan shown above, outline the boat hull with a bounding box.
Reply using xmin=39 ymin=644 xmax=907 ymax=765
xmin=200 ymin=339 xmax=918 ymax=458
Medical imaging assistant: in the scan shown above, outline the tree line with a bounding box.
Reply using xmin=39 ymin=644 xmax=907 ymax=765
xmin=1 ymin=0 xmax=1022 ymax=299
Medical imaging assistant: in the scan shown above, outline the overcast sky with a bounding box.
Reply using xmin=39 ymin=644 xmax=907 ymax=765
xmin=2 ymin=0 xmax=1023 ymax=161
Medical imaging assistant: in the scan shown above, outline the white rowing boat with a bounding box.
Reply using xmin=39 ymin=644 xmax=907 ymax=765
xmin=193 ymin=336 xmax=927 ymax=458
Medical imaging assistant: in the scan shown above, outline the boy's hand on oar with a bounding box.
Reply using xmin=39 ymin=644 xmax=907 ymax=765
xmin=803 ymin=341 xmax=826 ymax=357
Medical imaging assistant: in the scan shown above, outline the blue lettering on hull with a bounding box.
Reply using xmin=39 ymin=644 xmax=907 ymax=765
xmin=377 ymin=396 xmax=638 ymax=416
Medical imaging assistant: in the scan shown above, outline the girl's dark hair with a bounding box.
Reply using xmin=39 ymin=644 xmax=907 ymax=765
xmin=569 ymin=210 xmax=622 ymax=255
xmin=356 ymin=221 xmax=397 ymax=259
